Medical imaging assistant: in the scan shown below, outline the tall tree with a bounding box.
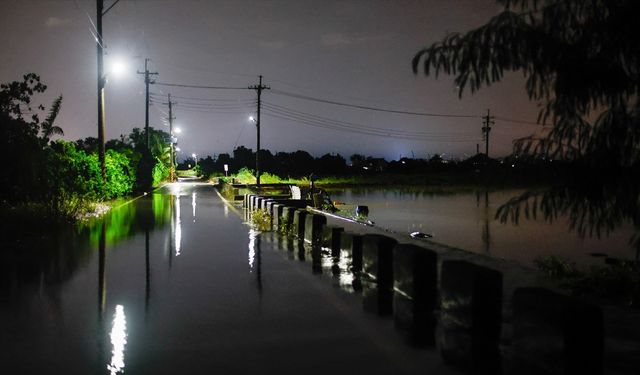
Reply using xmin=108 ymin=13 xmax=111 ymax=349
xmin=413 ymin=0 xmax=640 ymax=167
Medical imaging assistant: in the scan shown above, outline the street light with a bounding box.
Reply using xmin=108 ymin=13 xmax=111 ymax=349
xmin=192 ymin=153 xmax=197 ymax=168
xmin=106 ymin=56 xmax=128 ymax=79
xmin=174 ymin=127 xmax=182 ymax=134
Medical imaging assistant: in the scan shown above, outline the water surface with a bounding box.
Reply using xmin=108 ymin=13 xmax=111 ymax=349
xmin=0 ymin=182 xmax=452 ymax=375
xmin=329 ymin=187 xmax=637 ymax=266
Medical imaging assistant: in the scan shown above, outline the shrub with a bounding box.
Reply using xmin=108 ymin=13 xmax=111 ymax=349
xmin=250 ymin=208 xmax=272 ymax=231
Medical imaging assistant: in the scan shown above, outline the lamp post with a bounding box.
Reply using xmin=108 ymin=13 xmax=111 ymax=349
xmin=192 ymin=153 xmax=197 ymax=168
xmin=96 ymin=0 xmax=122 ymax=181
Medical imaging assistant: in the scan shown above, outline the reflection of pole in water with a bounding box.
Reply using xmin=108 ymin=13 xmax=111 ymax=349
xmin=97 ymin=221 xmax=108 ymax=374
xmin=145 ymin=228 xmax=151 ymax=316
xmin=481 ymin=188 xmax=491 ymax=254
xmin=98 ymin=221 xmax=107 ymax=321
xmin=256 ymin=234 xmax=262 ymax=294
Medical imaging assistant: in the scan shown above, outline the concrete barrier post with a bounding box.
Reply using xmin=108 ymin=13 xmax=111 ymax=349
xmin=304 ymin=213 xmax=327 ymax=245
xmin=265 ymin=200 xmax=276 ymax=228
xmin=292 ymin=209 xmax=308 ymax=239
xmin=509 ymin=287 xmax=603 ymax=375
xmin=280 ymin=206 xmax=296 ymax=234
xmin=393 ymin=244 xmax=438 ymax=347
xmin=440 ymin=260 xmax=503 ymax=374
xmin=272 ymin=204 xmax=284 ymax=231
xmin=340 ymin=232 xmax=364 ymax=272
xmin=260 ymin=198 xmax=269 ymax=210
xmin=361 ymin=234 xmax=398 ymax=316
xmin=322 ymin=225 xmax=344 ymax=256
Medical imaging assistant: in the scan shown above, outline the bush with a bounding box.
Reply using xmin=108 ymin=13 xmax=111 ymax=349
xmin=235 ymin=167 xmax=257 ymax=184
xmin=152 ymin=158 xmax=170 ymax=187
xmin=105 ymin=149 xmax=135 ymax=198
xmin=250 ymin=208 xmax=272 ymax=231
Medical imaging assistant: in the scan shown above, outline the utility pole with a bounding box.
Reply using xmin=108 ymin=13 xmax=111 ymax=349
xmin=248 ymin=75 xmax=270 ymax=185
xmin=96 ymin=0 xmax=106 ymax=181
xmin=95 ymin=0 xmax=122 ymax=181
xmin=137 ymin=58 xmax=159 ymax=150
xmin=482 ymin=109 xmax=494 ymax=157
xmin=166 ymin=94 xmax=176 ymax=182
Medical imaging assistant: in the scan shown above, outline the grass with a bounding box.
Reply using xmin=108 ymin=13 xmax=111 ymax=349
xmin=177 ymin=169 xmax=199 ymax=177
xmin=214 ymin=168 xmax=542 ymax=193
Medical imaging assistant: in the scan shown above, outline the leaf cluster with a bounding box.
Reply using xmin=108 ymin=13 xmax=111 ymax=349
xmin=413 ymin=0 xmax=640 ymax=166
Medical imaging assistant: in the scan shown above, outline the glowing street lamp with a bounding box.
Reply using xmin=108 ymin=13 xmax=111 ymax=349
xmin=192 ymin=153 xmax=198 ymax=168
xmin=106 ymin=56 xmax=128 ymax=79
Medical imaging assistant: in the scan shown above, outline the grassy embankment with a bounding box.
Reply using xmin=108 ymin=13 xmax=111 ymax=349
xmin=213 ymin=167 xmax=547 ymax=193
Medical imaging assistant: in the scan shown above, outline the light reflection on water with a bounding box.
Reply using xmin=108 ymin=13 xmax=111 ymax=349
xmin=107 ymin=304 xmax=127 ymax=375
xmin=248 ymin=229 xmax=258 ymax=270
xmin=192 ymin=192 xmax=197 ymax=222
xmin=174 ymin=194 xmax=182 ymax=256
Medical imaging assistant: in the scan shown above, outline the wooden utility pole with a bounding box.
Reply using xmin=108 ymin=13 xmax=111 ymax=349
xmin=96 ymin=0 xmax=106 ymax=181
xmin=137 ymin=58 xmax=158 ymax=150
xmin=248 ymin=75 xmax=270 ymax=185
xmin=167 ymin=94 xmax=176 ymax=181
xmin=482 ymin=109 xmax=494 ymax=157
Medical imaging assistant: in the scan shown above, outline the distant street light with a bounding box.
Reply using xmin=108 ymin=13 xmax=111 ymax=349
xmin=192 ymin=153 xmax=198 ymax=168
xmin=174 ymin=127 xmax=182 ymax=134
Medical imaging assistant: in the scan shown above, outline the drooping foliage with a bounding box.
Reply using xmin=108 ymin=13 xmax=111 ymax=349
xmin=412 ymin=0 xmax=640 ymax=167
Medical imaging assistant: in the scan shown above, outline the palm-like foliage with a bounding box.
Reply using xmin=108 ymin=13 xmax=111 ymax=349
xmin=413 ymin=0 xmax=640 ymax=167
xmin=40 ymin=95 xmax=64 ymax=143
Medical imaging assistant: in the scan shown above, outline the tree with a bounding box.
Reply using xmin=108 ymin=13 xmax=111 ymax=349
xmin=412 ymin=0 xmax=640 ymax=168
xmin=40 ymin=95 xmax=64 ymax=143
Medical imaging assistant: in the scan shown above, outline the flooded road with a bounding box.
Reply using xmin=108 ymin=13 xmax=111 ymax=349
xmin=0 ymin=182 xmax=455 ymax=375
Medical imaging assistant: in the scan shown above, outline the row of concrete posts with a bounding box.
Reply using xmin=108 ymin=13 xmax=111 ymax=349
xmin=244 ymin=193 xmax=605 ymax=375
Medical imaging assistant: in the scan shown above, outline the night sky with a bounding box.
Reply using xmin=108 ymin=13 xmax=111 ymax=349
xmin=0 ymin=0 xmax=542 ymax=161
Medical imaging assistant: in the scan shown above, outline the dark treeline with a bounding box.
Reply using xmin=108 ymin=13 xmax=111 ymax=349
xmin=188 ymin=145 xmax=568 ymax=184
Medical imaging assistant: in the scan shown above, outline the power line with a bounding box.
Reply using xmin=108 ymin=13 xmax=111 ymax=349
xmin=262 ymin=109 xmax=481 ymax=142
xmin=262 ymin=101 xmax=477 ymax=137
xmin=270 ymin=89 xmax=480 ymax=118
xmin=494 ymin=115 xmax=543 ymax=126
xmin=154 ymin=82 xmax=249 ymax=90
xmin=264 ymin=112 xmax=481 ymax=142
xmin=150 ymin=92 xmax=253 ymax=102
